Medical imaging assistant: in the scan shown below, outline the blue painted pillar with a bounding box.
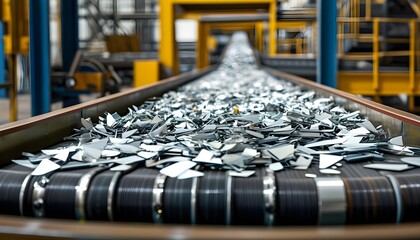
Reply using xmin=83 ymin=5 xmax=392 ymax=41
xmin=30 ymin=0 xmax=50 ymax=115
xmin=0 ymin=21 xmax=5 ymax=98
xmin=317 ymin=0 xmax=337 ymax=88
xmin=61 ymin=0 xmax=79 ymax=72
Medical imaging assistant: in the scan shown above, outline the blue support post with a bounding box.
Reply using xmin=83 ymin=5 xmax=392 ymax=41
xmin=317 ymin=0 xmax=337 ymax=88
xmin=0 ymin=21 xmax=5 ymax=98
xmin=61 ymin=0 xmax=79 ymax=72
xmin=30 ymin=0 xmax=50 ymax=116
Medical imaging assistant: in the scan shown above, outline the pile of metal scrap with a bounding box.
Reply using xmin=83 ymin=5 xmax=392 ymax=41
xmin=16 ymin=33 xmax=420 ymax=178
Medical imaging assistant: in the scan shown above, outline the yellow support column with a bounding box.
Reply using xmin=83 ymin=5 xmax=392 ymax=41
xmin=409 ymin=20 xmax=416 ymax=111
xmin=296 ymin=38 xmax=302 ymax=54
xmin=133 ymin=60 xmax=159 ymax=87
xmin=372 ymin=19 xmax=380 ymax=100
xmin=255 ymin=22 xmax=264 ymax=53
xmin=366 ymin=0 xmax=371 ymax=20
xmin=8 ymin=55 xmax=17 ymax=122
xmin=8 ymin=0 xmax=28 ymax=121
xmin=269 ymin=0 xmax=276 ymax=56
xmin=196 ymin=22 xmax=209 ymax=70
xmin=338 ymin=22 xmax=342 ymax=56
xmin=159 ymin=0 xmax=179 ymax=78
xmin=356 ymin=0 xmax=360 ymax=36
xmin=312 ymin=21 xmax=317 ymax=56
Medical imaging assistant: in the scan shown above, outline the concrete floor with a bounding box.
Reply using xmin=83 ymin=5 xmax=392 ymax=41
xmin=0 ymin=94 xmax=32 ymax=124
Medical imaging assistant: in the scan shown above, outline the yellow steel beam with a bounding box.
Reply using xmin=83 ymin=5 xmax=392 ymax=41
xmin=337 ymin=19 xmax=345 ymax=55
xmin=378 ymin=51 xmax=411 ymax=57
xmin=2 ymin=0 xmax=29 ymax=122
xmin=410 ymin=20 xmax=416 ymax=93
xmin=295 ymin=38 xmax=302 ymax=54
xmin=338 ymin=71 xmax=420 ymax=95
xmin=409 ymin=20 xmax=417 ymax=112
xmin=356 ymin=0 xmax=360 ymax=35
xmin=277 ymin=39 xmax=308 ymax=43
xmin=196 ymin=21 xmax=259 ymax=69
xmin=206 ymin=22 xmax=258 ymax=29
xmin=8 ymin=55 xmax=17 ymax=122
xmin=172 ymin=0 xmax=274 ymax=4
xmin=175 ymin=12 xmax=202 ymax=20
xmin=337 ymin=33 xmax=373 ymax=40
xmin=268 ymin=0 xmax=276 ymax=56
xmin=351 ymin=0 xmax=354 ymax=33
xmin=207 ymin=35 xmax=217 ymax=53
xmin=271 ymin=53 xmax=314 ymax=57
xmin=337 ymin=54 xmax=373 ymax=60
xmin=159 ymin=0 xmax=179 ymax=77
xmin=255 ymin=22 xmax=264 ymax=52
xmin=366 ymin=0 xmax=371 ymax=20
xmin=373 ymin=19 xmax=380 ymax=93
xmin=10 ymin=0 xmax=29 ymax=54
xmin=337 ymin=17 xmax=418 ymax=23
xmin=160 ymin=0 xmax=276 ymax=76
xmin=311 ymin=21 xmax=317 ymax=56
xmin=196 ymin=22 xmax=209 ymax=70
xmin=276 ymin=21 xmax=308 ymax=29
xmin=177 ymin=11 xmax=266 ymax=20
xmin=212 ymin=27 xmax=255 ymax=35
xmin=276 ymin=20 xmax=314 ymax=55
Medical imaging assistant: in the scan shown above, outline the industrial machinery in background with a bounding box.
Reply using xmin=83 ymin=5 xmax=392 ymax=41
xmin=52 ymin=50 xmax=122 ymax=107
xmin=54 ymin=0 xmax=171 ymax=107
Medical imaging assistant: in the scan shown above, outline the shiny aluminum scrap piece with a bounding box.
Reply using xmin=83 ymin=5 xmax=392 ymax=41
xmin=13 ymin=32 xmax=420 ymax=179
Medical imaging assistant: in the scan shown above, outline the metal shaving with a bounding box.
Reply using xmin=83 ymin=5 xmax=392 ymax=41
xmin=14 ymin=33 xmax=420 ymax=178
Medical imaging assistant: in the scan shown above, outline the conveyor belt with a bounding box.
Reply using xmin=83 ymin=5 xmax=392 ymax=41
xmin=0 ymin=33 xmax=420 ymax=239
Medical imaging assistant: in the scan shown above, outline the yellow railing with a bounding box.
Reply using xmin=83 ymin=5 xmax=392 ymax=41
xmin=275 ymin=20 xmax=316 ymax=56
xmin=337 ymin=15 xmax=420 ymax=111
xmin=277 ymin=38 xmax=308 ymax=54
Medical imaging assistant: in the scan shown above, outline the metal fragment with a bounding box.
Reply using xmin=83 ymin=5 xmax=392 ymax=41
xmin=319 ymin=154 xmax=343 ymax=169
xmin=31 ymin=159 xmax=61 ymax=176
xmin=363 ymin=163 xmax=413 ymax=171
xmin=159 ymin=161 xmax=197 ymax=178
